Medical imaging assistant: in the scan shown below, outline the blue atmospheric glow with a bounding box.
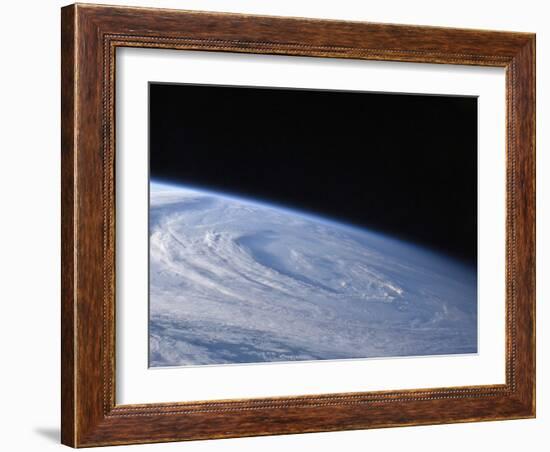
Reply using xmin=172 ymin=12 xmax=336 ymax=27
xmin=149 ymin=179 xmax=470 ymax=271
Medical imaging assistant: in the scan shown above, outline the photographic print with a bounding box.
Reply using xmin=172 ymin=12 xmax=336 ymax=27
xmin=61 ymin=6 xmax=536 ymax=444
xmin=148 ymin=83 xmax=478 ymax=368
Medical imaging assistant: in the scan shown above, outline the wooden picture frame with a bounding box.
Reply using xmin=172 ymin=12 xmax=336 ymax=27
xmin=61 ymin=3 xmax=535 ymax=447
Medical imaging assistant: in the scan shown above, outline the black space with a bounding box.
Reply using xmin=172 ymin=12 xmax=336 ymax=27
xmin=149 ymin=83 xmax=477 ymax=266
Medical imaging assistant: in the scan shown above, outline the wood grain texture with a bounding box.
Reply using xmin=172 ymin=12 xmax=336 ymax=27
xmin=61 ymin=5 xmax=76 ymax=447
xmin=61 ymin=3 xmax=536 ymax=447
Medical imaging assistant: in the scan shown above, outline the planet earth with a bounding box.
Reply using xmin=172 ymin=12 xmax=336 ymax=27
xmin=149 ymin=182 xmax=477 ymax=367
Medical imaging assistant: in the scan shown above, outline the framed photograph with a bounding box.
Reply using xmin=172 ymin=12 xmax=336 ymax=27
xmin=61 ymin=3 xmax=535 ymax=447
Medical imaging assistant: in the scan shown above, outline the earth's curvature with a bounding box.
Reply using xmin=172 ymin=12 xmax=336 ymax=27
xmin=149 ymin=182 xmax=477 ymax=367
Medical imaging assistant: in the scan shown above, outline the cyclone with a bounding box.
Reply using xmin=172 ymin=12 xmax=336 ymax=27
xmin=149 ymin=182 xmax=477 ymax=367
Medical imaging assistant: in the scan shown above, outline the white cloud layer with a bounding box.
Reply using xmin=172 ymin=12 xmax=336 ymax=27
xmin=149 ymin=183 xmax=477 ymax=367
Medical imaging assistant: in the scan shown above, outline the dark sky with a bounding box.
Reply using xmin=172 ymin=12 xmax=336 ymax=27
xmin=149 ymin=83 xmax=477 ymax=266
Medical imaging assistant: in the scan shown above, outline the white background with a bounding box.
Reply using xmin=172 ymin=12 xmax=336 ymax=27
xmin=0 ymin=0 xmax=546 ymax=451
xmin=117 ymin=49 xmax=506 ymax=404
